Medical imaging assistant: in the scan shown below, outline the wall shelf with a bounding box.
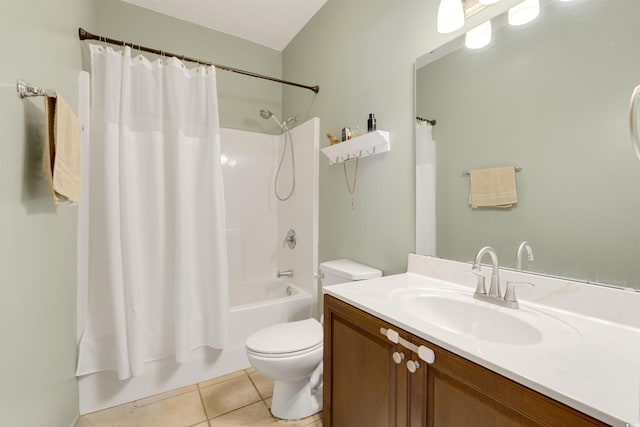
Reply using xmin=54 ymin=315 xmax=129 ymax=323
xmin=321 ymin=130 xmax=390 ymax=165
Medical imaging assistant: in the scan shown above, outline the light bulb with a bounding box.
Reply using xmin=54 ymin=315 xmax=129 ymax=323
xmin=465 ymin=20 xmax=492 ymax=49
xmin=437 ymin=0 xmax=465 ymax=34
xmin=508 ymin=0 xmax=540 ymax=26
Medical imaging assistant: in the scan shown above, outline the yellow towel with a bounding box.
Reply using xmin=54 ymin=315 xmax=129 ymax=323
xmin=43 ymin=95 xmax=82 ymax=203
xmin=468 ymin=166 xmax=517 ymax=208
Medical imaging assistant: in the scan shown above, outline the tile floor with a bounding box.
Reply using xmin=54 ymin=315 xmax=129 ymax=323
xmin=76 ymin=368 xmax=322 ymax=427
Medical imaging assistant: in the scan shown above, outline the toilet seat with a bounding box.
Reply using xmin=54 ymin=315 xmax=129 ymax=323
xmin=247 ymin=342 xmax=323 ymax=359
xmin=246 ymin=318 xmax=322 ymax=355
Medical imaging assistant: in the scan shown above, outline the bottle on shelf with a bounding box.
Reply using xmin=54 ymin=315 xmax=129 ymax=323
xmin=367 ymin=113 xmax=376 ymax=132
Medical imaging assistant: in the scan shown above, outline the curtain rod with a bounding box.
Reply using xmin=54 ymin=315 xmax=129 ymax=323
xmin=78 ymin=28 xmax=320 ymax=94
xmin=416 ymin=116 xmax=436 ymax=126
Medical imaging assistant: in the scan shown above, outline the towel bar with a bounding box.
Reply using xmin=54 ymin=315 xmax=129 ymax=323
xmin=16 ymin=79 xmax=57 ymax=99
xmin=463 ymin=165 xmax=522 ymax=176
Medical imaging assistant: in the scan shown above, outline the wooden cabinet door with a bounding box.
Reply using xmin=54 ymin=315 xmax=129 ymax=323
xmin=409 ymin=335 xmax=608 ymax=427
xmin=323 ymin=295 xmax=409 ymax=427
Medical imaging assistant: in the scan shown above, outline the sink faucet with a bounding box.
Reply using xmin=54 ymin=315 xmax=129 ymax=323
xmin=472 ymin=246 xmax=501 ymax=298
xmin=516 ymin=241 xmax=534 ymax=271
xmin=471 ymin=246 xmax=534 ymax=309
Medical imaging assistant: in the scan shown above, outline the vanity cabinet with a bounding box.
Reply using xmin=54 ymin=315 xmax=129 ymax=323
xmin=323 ymin=295 xmax=607 ymax=427
xmin=323 ymin=294 xmax=409 ymax=426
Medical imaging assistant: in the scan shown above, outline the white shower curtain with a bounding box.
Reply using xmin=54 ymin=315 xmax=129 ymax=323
xmin=76 ymin=45 xmax=229 ymax=380
xmin=416 ymin=122 xmax=436 ymax=256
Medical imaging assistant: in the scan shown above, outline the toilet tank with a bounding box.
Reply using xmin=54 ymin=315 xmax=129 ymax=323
xmin=319 ymin=258 xmax=382 ymax=286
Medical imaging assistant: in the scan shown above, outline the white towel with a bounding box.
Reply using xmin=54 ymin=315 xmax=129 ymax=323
xmin=468 ymin=166 xmax=518 ymax=208
xmin=43 ymin=95 xmax=82 ymax=203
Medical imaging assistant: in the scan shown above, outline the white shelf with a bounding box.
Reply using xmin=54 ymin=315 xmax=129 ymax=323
xmin=321 ymin=130 xmax=390 ymax=165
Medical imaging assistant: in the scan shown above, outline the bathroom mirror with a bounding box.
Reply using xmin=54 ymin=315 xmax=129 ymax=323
xmin=416 ymin=0 xmax=640 ymax=288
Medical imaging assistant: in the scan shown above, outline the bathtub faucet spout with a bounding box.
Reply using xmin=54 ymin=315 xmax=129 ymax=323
xmin=277 ymin=269 xmax=294 ymax=278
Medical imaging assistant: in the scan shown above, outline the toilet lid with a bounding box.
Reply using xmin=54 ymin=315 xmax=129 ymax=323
xmin=246 ymin=318 xmax=322 ymax=354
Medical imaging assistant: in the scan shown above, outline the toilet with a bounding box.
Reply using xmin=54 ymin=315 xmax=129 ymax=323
xmin=245 ymin=258 xmax=382 ymax=420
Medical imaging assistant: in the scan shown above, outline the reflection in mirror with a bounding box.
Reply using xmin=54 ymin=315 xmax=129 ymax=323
xmin=416 ymin=0 xmax=640 ymax=288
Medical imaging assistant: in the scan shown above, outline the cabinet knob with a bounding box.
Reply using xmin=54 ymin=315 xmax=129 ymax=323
xmin=407 ymin=360 xmax=420 ymax=373
xmin=392 ymin=351 xmax=405 ymax=364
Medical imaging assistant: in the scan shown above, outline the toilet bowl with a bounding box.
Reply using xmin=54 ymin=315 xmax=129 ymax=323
xmin=246 ymin=318 xmax=323 ymax=420
xmin=246 ymin=259 xmax=382 ymax=420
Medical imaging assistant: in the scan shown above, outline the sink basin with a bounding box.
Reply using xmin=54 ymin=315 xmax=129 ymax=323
xmin=389 ymin=287 xmax=581 ymax=347
xmin=402 ymin=294 xmax=542 ymax=345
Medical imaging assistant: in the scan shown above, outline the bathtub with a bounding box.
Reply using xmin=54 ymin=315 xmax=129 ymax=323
xmin=230 ymin=280 xmax=314 ymax=343
xmin=78 ymin=279 xmax=314 ymax=414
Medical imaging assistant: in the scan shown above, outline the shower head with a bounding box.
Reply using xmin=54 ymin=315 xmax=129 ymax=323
xmin=259 ymin=108 xmax=287 ymax=130
xmin=259 ymin=109 xmax=273 ymax=120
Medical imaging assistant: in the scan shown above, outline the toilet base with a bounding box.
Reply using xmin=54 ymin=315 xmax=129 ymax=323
xmin=271 ymin=378 xmax=322 ymax=420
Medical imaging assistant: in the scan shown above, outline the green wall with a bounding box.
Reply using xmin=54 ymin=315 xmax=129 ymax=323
xmin=0 ymin=1 xmax=97 ymax=426
xmin=281 ymin=0 xmax=551 ymax=275
xmin=0 ymin=1 xmax=284 ymax=425
xmin=282 ymin=0 xmax=433 ymax=274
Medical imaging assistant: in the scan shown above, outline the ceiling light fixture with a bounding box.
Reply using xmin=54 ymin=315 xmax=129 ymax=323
xmin=508 ymin=0 xmax=540 ymax=26
xmin=437 ymin=0 xmax=465 ymax=34
xmin=465 ymin=20 xmax=492 ymax=49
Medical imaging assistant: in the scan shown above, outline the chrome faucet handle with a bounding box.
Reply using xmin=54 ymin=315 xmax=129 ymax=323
xmin=283 ymin=229 xmax=296 ymax=249
xmin=470 ymin=271 xmax=487 ymax=295
xmin=504 ymin=281 xmax=534 ymax=305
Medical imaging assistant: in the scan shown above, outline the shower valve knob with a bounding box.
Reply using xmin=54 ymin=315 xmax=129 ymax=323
xmin=283 ymin=229 xmax=297 ymax=249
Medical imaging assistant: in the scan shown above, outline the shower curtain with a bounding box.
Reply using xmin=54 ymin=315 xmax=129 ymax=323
xmin=76 ymin=45 xmax=229 ymax=380
xmin=415 ymin=122 xmax=436 ymax=256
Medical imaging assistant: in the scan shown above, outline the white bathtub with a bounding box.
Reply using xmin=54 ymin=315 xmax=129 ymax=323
xmin=79 ymin=279 xmax=313 ymax=414
xmin=230 ymin=280 xmax=313 ymax=343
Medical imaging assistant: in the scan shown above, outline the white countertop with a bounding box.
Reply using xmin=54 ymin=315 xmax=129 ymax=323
xmin=323 ymin=254 xmax=640 ymax=426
